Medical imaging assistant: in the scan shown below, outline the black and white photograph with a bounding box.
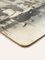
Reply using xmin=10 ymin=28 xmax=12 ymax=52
xmin=0 ymin=0 xmax=45 ymax=46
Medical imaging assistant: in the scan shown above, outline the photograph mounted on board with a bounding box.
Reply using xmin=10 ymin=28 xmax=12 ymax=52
xmin=0 ymin=0 xmax=45 ymax=47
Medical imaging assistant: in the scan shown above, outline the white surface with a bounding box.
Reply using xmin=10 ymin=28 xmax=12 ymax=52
xmin=0 ymin=33 xmax=45 ymax=60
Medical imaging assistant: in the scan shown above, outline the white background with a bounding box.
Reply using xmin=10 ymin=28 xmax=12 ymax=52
xmin=0 ymin=33 xmax=45 ymax=60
